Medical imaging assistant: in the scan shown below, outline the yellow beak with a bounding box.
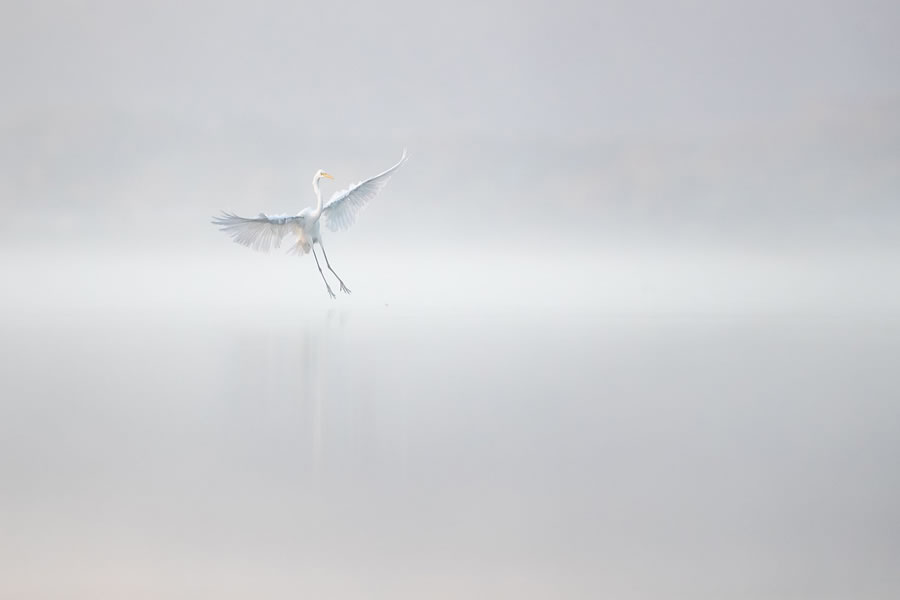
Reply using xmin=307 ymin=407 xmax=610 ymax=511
xmin=321 ymin=172 xmax=334 ymax=180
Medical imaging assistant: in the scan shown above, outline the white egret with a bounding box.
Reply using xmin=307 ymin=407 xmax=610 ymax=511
xmin=212 ymin=149 xmax=407 ymax=298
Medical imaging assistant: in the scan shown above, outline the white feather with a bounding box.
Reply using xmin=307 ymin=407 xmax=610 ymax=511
xmin=322 ymin=149 xmax=407 ymax=232
xmin=211 ymin=211 xmax=305 ymax=253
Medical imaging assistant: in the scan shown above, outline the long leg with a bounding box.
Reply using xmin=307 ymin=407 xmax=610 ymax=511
xmin=311 ymin=246 xmax=335 ymax=299
xmin=318 ymin=240 xmax=351 ymax=294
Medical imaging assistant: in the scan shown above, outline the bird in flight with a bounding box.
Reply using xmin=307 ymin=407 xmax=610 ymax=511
xmin=212 ymin=149 xmax=407 ymax=298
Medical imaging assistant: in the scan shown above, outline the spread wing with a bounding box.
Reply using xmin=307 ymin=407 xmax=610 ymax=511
xmin=211 ymin=211 xmax=305 ymax=253
xmin=322 ymin=149 xmax=407 ymax=232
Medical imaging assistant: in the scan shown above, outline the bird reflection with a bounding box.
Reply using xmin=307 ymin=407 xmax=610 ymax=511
xmin=296 ymin=310 xmax=353 ymax=481
xmin=226 ymin=309 xmax=369 ymax=483
xmin=297 ymin=325 xmax=323 ymax=479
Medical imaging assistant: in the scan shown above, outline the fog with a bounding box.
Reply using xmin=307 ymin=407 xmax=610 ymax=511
xmin=2 ymin=1 xmax=900 ymax=598
xmin=3 ymin=0 xmax=900 ymax=249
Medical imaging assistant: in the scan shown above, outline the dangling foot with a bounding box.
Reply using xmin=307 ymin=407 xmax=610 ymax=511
xmin=326 ymin=284 xmax=336 ymax=299
xmin=339 ymin=281 xmax=352 ymax=294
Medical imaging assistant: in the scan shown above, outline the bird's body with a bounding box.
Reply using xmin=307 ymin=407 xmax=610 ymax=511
xmin=212 ymin=150 xmax=407 ymax=298
xmin=286 ymin=208 xmax=318 ymax=255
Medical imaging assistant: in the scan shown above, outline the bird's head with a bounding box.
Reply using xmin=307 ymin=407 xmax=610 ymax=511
xmin=314 ymin=169 xmax=335 ymax=183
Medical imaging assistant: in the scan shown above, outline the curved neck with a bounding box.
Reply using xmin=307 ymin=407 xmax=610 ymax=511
xmin=311 ymin=177 xmax=323 ymax=219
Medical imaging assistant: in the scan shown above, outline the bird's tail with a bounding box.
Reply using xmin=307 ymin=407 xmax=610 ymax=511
xmin=287 ymin=238 xmax=311 ymax=256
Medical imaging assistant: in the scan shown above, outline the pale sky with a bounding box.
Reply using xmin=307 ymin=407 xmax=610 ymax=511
xmin=3 ymin=1 xmax=898 ymax=134
xmin=1 ymin=0 xmax=898 ymax=247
